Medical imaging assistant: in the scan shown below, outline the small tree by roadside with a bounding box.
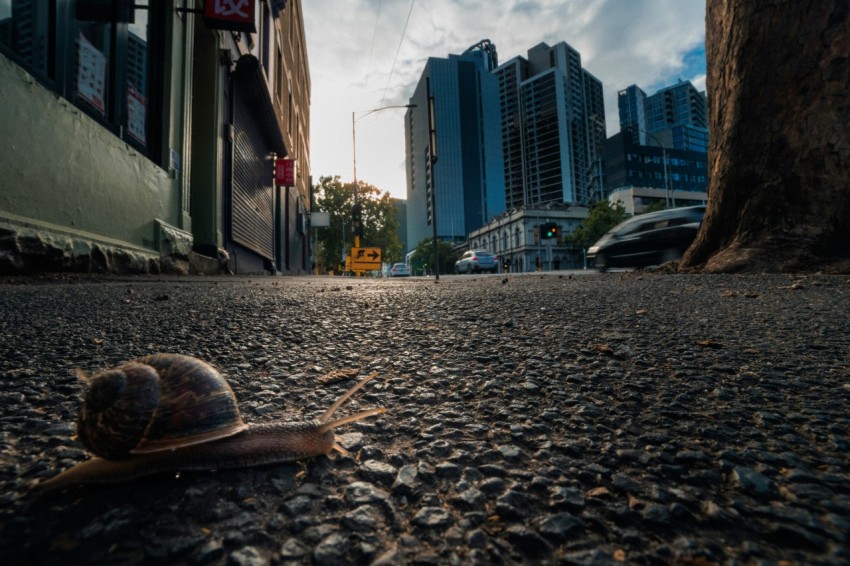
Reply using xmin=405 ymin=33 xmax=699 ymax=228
xmin=312 ymin=175 xmax=403 ymax=273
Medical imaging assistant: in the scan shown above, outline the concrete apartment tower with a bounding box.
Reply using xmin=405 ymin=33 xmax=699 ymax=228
xmin=493 ymin=41 xmax=606 ymax=208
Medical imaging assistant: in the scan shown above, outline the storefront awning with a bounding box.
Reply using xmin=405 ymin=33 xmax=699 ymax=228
xmin=232 ymin=55 xmax=287 ymax=157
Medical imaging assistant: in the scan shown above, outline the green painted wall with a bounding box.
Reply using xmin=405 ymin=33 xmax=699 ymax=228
xmin=0 ymin=53 xmax=181 ymax=253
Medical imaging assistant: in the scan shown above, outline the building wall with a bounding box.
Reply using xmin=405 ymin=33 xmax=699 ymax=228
xmin=522 ymin=69 xmax=574 ymax=203
xmin=0 ymin=1 xmax=310 ymax=275
xmin=608 ymin=186 xmax=707 ymax=215
xmin=607 ymin=80 xmax=710 ymax=210
xmin=620 ymin=80 xmax=709 ymax=152
xmin=644 ymin=80 xmax=708 ymax=133
xmin=275 ymin=0 xmax=311 ymax=232
xmin=618 ymin=85 xmax=648 ymax=145
xmin=494 ymin=57 xmax=529 ymax=208
xmin=0 ymin=3 xmax=192 ymax=274
xmin=1 ymin=53 xmax=182 ymax=247
xmin=466 ymin=205 xmax=589 ymax=272
xmin=603 ymin=131 xmax=709 ymax=208
xmin=405 ymin=71 xmax=431 ymax=249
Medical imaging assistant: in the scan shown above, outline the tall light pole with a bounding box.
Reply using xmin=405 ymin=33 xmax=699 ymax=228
xmin=627 ymin=127 xmax=673 ymax=208
xmin=426 ymin=78 xmax=439 ymax=281
xmin=351 ymin=104 xmax=416 ymax=251
xmin=352 ymin=104 xmax=416 ymax=192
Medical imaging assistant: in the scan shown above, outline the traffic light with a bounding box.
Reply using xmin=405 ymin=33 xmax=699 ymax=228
xmin=541 ymin=222 xmax=559 ymax=239
xmin=351 ymin=203 xmax=363 ymax=237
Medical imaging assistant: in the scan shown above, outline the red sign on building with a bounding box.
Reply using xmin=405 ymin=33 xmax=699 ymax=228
xmin=275 ymin=158 xmax=296 ymax=186
xmin=204 ymin=0 xmax=257 ymax=33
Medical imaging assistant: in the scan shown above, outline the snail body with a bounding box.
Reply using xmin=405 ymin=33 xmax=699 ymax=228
xmin=35 ymin=354 xmax=384 ymax=491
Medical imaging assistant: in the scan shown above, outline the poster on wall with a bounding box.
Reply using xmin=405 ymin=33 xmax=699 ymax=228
xmin=77 ymin=34 xmax=106 ymax=114
xmin=127 ymin=84 xmax=147 ymax=144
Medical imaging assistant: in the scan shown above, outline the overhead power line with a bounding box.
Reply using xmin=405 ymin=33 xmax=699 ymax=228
xmin=366 ymin=0 xmax=383 ymax=88
xmin=380 ymin=0 xmax=415 ymax=107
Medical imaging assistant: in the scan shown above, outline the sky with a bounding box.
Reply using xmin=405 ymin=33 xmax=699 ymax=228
xmin=302 ymin=0 xmax=707 ymax=200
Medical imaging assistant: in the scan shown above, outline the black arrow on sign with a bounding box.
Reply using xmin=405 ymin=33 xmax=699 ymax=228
xmin=368 ymin=250 xmax=380 ymax=260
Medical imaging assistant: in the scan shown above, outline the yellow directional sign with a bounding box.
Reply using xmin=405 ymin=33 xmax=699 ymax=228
xmin=350 ymin=247 xmax=382 ymax=271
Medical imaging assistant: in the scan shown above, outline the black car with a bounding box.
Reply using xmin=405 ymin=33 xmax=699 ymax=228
xmin=587 ymin=206 xmax=705 ymax=271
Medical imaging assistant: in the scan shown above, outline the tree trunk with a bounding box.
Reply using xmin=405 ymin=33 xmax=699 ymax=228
xmin=681 ymin=1 xmax=850 ymax=273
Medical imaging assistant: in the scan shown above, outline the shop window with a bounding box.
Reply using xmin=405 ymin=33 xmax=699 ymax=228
xmin=0 ymin=1 xmax=164 ymax=163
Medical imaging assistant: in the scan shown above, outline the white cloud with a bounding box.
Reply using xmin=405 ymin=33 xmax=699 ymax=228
xmin=303 ymin=0 xmax=706 ymax=198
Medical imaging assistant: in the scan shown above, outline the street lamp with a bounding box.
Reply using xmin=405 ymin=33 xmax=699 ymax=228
xmin=626 ymin=127 xmax=673 ymax=208
xmin=352 ymin=104 xmax=417 ymax=197
xmin=349 ymin=103 xmax=416 ymax=257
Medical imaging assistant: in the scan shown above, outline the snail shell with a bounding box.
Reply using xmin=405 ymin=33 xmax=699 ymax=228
xmin=77 ymin=354 xmax=248 ymax=459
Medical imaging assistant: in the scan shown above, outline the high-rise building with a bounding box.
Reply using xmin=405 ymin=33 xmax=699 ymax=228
xmin=493 ymin=41 xmax=606 ymax=208
xmin=618 ymin=84 xmax=648 ymax=145
xmin=405 ymin=40 xmax=506 ymax=248
xmin=606 ymin=80 xmax=709 ymax=212
xmin=618 ymin=80 xmax=708 ymax=152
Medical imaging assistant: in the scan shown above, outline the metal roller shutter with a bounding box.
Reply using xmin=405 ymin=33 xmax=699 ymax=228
xmin=231 ymin=83 xmax=275 ymax=260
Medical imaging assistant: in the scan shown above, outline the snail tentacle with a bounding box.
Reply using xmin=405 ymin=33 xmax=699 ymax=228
xmin=318 ymin=371 xmax=380 ymax=423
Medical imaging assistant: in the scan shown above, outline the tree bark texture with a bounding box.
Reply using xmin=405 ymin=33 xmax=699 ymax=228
xmin=681 ymin=0 xmax=850 ymax=272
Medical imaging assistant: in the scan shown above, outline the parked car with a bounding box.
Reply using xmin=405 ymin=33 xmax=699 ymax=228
xmin=389 ymin=262 xmax=411 ymax=277
xmin=455 ymin=250 xmax=498 ymax=274
xmin=587 ymin=206 xmax=705 ymax=271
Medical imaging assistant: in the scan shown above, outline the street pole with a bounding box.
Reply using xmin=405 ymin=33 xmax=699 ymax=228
xmin=352 ymin=111 xmax=360 ymax=252
xmin=351 ymin=104 xmax=416 ymax=255
xmin=352 ymin=111 xmax=357 ymax=189
xmin=426 ymin=78 xmax=439 ymax=281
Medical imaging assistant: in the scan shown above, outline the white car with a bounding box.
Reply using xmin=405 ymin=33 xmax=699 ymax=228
xmin=389 ymin=263 xmax=411 ymax=277
xmin=455 ymin=250 xmax=498 ymax=274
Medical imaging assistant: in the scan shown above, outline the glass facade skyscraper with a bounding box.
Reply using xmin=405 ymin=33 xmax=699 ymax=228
xmin=493 ymin=41 xmax=606 ymax=208
xmin=405 ymin=43 xmax=505 ymax=248
xmin=618 ymin=80 xmax=708 ymax=152
xmin=606 ymin=79 xmax=710 ymax=210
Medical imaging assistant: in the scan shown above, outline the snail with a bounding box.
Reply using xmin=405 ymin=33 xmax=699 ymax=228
xmin=34 ymin=353 xmax=385 ymax=491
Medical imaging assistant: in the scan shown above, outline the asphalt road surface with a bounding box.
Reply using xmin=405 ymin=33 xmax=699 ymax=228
xmin=1 ymin=272 xmax=849 ymax=564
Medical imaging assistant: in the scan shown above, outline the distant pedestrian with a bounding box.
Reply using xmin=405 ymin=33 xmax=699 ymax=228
xmin=536 ymin=256 xmax=542 ymax=271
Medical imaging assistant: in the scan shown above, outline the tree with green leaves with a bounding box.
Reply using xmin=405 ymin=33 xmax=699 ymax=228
xmin=567 ymin=200 xmax=629 ymax=251
xmin=409 ymin=238 xmax=459 ymax=276
xmin=312 ymin=175 xmax=403 ymax=273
